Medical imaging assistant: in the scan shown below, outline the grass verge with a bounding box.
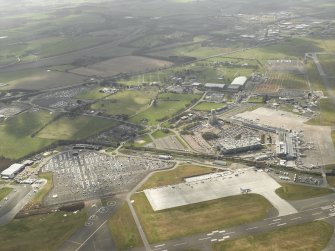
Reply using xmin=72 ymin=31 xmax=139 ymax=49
xmin=275 ymin=183 xmax=333 ymax=200
xmin=212 ymin=221 xmax=333 ymax=251
xmin=0 ymin=187 xmax=13 ymax=201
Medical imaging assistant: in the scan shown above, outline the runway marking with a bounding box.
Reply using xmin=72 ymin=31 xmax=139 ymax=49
xmin=154 ymin=244 xmax=166 ymax=248
xmin=312 ymin=212 xmax=323 ymax=215
xmin=290 ymin=217 xmax=302 ymax=221
xmin=222 ymin=231 xmax=235 ymax=235
xmin=218 ymin=236 xmax=230 ymax=242
xmin=212 ymin=230 xmax=219 ymax=233
xmin=211 ymin=239 xmax=218 ymax=242
xmin=269 ymin=222 xmax=277 ymax=226
xmin=272 ymin=218 xmax=281 ymax=222
xmin=199 ymin=237 xmax=211 ymax=241
xmin=277 ymin=223 xmax=287 ymax=227
xmin=67 ymin=240 xmax=82 ymax=245
xmin=207 ymin=233 xmax=214 ymax=236
xmin=219 ymin=230 xmax=226 ymax=233
xmin=321 ymin=205 xmax=333 ymax=210
xmin=246 ymin=226 xmax=258 ymax=230
xmin=329 ymin=213 xmax=335 ymax=217
xmin=174 ymin=242 xmax=187 ymax=246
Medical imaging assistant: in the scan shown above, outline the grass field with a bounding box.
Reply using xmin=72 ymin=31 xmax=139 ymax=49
xmin=31 ymin=172 xmax=53 ymax=206
xmin=212 ymin=221 xmax=333 ymax=251
xmin=91 ymin=88 xmax=158 ymax=116
xmin=37 ymin=115 xmax=118 ymax=140
xmin=131 ymin=93 xmax=201 ymax=125
xmin=133 ymin=193 xmax=273 ymax=243
xmin=192 ymin=102 xmax=226 ymax=111
xmin=0 ymin=111 xmax=56 ymax=160
xmin=275 ymin=183 xmax=333 ymax=200
xmin=0 ymin=187 xmax=13 ymax=201
xmin=307 ymin=98 xmax=335 ymax=126
xmin=151 ymin=129 xmax=174 ymax=139
xmin=108 ymin=202 xmax=143 ymax=250
xmin=0 ymin=210 xmax=87 ymax=251
xmin=76 ymin=87 xmax=112 ymax=100
xmin=132 ymin=134 xmax=153 ymax=147
xmin=139 ymin=164 xmax=213 ymax=190
xmin=326 ymin=175 xmax=335 ymax=188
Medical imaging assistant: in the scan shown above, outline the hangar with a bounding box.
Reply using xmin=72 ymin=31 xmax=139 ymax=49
xmin=1 ymin=163 xmax=25 ymax=179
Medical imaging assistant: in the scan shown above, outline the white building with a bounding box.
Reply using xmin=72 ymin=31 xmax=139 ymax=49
xmin=1 ymin=164 xmax=25 ymax=179
xmin=228 ymin=76 xmax=248 ymax=91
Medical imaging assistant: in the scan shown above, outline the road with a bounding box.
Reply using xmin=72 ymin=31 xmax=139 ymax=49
xmin=129 ymin=201 xmax=335 ymax=251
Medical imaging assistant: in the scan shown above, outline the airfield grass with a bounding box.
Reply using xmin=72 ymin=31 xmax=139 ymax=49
xmin=151 ymin=129 xmax=174 ymax=139
xmin=91 ymin=88 xmax=158 ymax=116
xmin=31 ymin=172 xmax=53 ymax=206
xmin=37 ymin=115 xmax=117 ymax=140
xmin=326 ymin=176 xmax=335 ymax=188
xmin=0 ymin=111 xmax=55 ymax=160
xmin=248 ymin=96 xmax=264 ymax=103
xmin=76 ymin=86 xmax=112 ymax=100
xmin=212 ymin=221 xmax=333 ymax=251
xmin=108 ymin=202 xmax=143 ymax=250
xmin=133 ymin=134 xmax=153 ymax=147
xmin=139 ymin=164 xmax=213 ymax=190
xmin=131 ymin=93 xmax=201 ymax=125
xmin=0 ymin=187 xmax=13 ymax=201
xmin=307 ymin=98 xmax=335 ymax=126
xmin=0 ymin=210 xmax=87 ymax=251
xmin=192 ymin=102 xmax=226 ymax=111
xmin=318 ymin=54 xmax=335 ymax=77
xmin=132 ymin=193 xmax=273 ymax=243
xmin=275 ymin=183 xmax=333 ymax=201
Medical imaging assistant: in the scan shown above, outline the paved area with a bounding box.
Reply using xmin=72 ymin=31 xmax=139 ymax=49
xmin=234 ymin=107 xmax=335 ymax=166
xmin=144 ymin=168 xmax=297 ymax=216
xmin=42 ymin=150 xmax=173 ymax=205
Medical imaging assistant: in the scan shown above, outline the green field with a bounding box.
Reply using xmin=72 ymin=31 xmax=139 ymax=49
xmin=91 ymin=88 xmax=158 ymax=116
xmin=0 ymin=187 xmax=13 ymax=201
xmin=151 ymin=129 xmax=174 ymax=139
xmin=76 ymin=87 xmax=112 ymax=100
xmin=139 ymin=164 xmax=213 ymax=190
xmin=192 ymin=102 xmax=226 ymax=111
xmin=0 ymin=111 xmax=55 ymax=159
xmin=248 ymin=96 xmax=264 ymax=103
xmin=132 ymin=193 xmax=273 ymax=243
xmin=326 ymin=175 xmax=335 ymax=188
xmin=0 ymin=210 xmax=87 ymax=251
xmin=307 ymin=98 xmax=335 ymax=126
xmin=213 ymin=221 xmax=333 ymax=251
xmin=132 ymin=134 xmax=153 ymax=147
xmin=37 ymin=115 xmax=118 ymax=140
xmin=32 ymin=172 xmax=53 ymax=206
xmin=131 ymin=92 xmax=201 ymax=125
xmin=275 ymin=183 xmax=333 ymax=200
xmin=108 ymin=202 xmax=143 ymax=250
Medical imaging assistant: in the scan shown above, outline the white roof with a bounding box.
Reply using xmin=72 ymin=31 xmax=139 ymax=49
xmin=1 ymin=163 xmax=24 ymax=176
xmin=205 ymin=83 xmax=225 ymax=88
xmin=231 ymin=76 xmax=247 ymax=86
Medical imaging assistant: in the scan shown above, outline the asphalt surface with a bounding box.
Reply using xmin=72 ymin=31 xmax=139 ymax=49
xmin=58 ymin=199 xmax=120 ymax=251
xmin=128 ymin=202 xmax=335 ymax=251
xmin=0 ymin=184 xmax=31 ymax=226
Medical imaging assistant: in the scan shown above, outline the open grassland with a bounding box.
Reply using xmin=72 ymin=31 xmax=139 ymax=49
xmin=91 ymin=88 xmax=158 ymax=116
xmin=151 ymin=129 xmax=174 ymax=139
xmin=108 ymin=202 xmax=143 ymax=250
xmin=275 ymin=183 xmax=333 ymax=200
xmin=212 ymin=221 xmax=333 ymax=251
xmin=132 ymin=193 xmax=273 ymax=243
xmin=307 ymin=98 xmax=335 ymax=126
xmin=37 ymin=115 xmax=117 ymax=140
xmin=0 ymin=210 xmax=87 ymax=251
xmin=31 ymin=172 xmax=53 ymax=206
xmin=132 ymin=134 xmax=153 ymax=147
xmin=131 ymin=92 xmax=201 ymax=125
xmin=0 ymin=70 xmax=85 ymax=90
xmin=0 ymin=111 xmax=55 ymax=160
xmin=326 ymin=175 xmax=335 ymax=188
xmin=0 ymin=187 xmax=13 ymax=201
xmin=70 ymin=56 xmax=173 ymax=77
xmin=139 ymin=164 xmax=213 ymax=190
xmin=76 ymin=86 xmax=112 ymax=100
xmin=192 ymin=102 xmax=226 ymax=111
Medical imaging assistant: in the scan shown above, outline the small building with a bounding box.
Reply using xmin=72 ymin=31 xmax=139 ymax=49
xmin=1 ymin=164 xmax=25 ymax=179
xmin=204 ymin=83 xmax=225 ymax=90
xmin=22 ymin=160 xmax=34 ymax=166
xmin=158 ymin=155 xmax=173 ymax=160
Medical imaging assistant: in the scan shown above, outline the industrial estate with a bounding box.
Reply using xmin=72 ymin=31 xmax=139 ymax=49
xmin=0 ymin=0 xmax=335 ymax=250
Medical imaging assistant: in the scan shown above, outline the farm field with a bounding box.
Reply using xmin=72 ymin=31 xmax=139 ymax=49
xmin=0 ymin=70 xmax=85 ymax=90
xmin=275 ymin=183 xmax=333 ymax=200
xmin=70 ymin=56 xmax=173 ymax=77
xmin=108 ymin=202 xmax=143 ymax=250
xmin=37 ymin=115 xmax=118 ymax=140
xmin=0 ymin=210 xmax=87 ymax=251
xmin=131 ymin=92 xmax=201 ymax=125
xmin=212 ymin=221 xmax=333 ymax=251
xmin=132 ymin=192 xmax=273 ymax=243
xmin=0 ymin=111 xmax=56 ymax=159
xmin=91 ymin=88 xmax=158 ymax=116
xmin=192 ymin=102 xmax=226 ymax=111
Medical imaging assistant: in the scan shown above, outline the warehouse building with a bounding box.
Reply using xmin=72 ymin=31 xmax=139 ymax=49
xmin=1 ymin=163 xmax=25 ymax=179
xmin=227 ymin=76 xmax=248 ymax=91
xmin=204 ymin=83 xmax=225 ymax=90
